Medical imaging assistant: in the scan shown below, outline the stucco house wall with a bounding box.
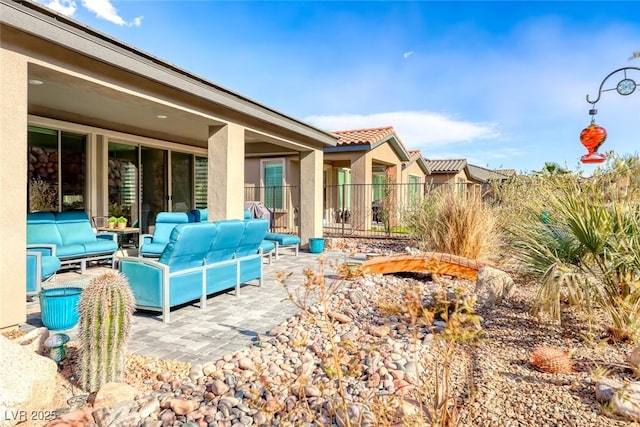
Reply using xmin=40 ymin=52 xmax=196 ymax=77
xmin=0 ymin=0 xmax=335 ymax=329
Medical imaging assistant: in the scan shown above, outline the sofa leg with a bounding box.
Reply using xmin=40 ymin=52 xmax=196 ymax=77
xmin=80 ymin=260 xmax=86 ymax=274
xmin=274 ymin=242 xmax=280 ymax=260
xmin=295 ymin=244 xmax=299 ymax=256
xmin=162 ymin=307 xmax=170 ymax=323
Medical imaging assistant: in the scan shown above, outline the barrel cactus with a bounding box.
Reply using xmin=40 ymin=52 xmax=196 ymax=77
xmin=77 ymin=271 xmax=135 ymax=392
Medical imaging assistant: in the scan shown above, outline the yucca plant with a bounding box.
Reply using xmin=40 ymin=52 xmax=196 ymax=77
xmin=504 ymin=154 xmax=640 ymax=341
xmin=77 ymin=271 xmax=135 ymax=392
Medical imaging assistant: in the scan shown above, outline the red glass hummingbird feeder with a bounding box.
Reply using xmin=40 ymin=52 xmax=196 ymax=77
xmin=582 ymin=67 xmax=640 ymax=164
xmin=579 ymin=122 xmax=607 ymax=164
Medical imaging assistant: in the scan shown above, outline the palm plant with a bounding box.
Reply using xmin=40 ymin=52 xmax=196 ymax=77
xmin=504 ymin=155 xmax=640 ymax=341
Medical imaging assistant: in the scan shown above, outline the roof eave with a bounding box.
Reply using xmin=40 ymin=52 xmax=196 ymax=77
xmin=1 ymin=0 xmax=337 ymax=147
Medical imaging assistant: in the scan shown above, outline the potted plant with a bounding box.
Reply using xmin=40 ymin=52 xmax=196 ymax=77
xmin=116 ymin=216 xmax=127 ymax=230
xmin=107 ymin=216 xmax=117 ymax=229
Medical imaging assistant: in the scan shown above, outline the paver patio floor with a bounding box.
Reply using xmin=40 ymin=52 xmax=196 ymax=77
xmin=24 ymin=249 xmax=358 ymax=365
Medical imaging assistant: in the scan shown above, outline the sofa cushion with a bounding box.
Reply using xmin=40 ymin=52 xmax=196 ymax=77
xmin=83 ymin=240 xmax=117 ymax=255
xmin=159 ymin=222 xmax=218 ymax=271
xmin=260 ymin=240 xmax=276 ymax=253
xmin=55 ymin=211 xmax=97 ymax=246
xmin=236 ymin=219 xmax=269 ymax=257
xmin=264 ymin=232 xmax=301 ymax=246
xmin=27 ymin=212 xmax=63 ymax=246
xmin=56 ymin=244 xmax=86 ymax=258
xmin=152 ymin=212 xmax=194 ymax=245
xmin=206 ymin=220 xmax=245 ymax=263
xmin=191 ymin=209 xmax=208 ymax=222
xmin=41 ymin=255 xmax=61 ymax=279
xmin=140 ymin=242 xmax=167 ymax=257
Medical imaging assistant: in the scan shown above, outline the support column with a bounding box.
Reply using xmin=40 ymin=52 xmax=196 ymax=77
xmin=207 ymin=124 xmax=245 ymax=220
xmin=351 ymin=152 xmax=372 ymax=231
xmin=0 ymin=50 xmax=28 ymax=329
xmin=299 ymin=149 xmax=323 ymax=247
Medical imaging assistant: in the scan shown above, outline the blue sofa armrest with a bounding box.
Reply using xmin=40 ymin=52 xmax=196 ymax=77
xmin=96 ymin=232 xmax=118 ymax=243
xmin=26 ymin=243 xmax=57 ymax=256
xmin=119 ymin=257 xmax=206 ymax=323
xmin=26 ymin=249 xmax=61 ymax=297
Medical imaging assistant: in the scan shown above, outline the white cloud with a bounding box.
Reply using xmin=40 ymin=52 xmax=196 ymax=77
xmin=305 ymin=111 xmax=500 ymax=148
xmin=403 ymin=51 xmax=414 ymax=59
xmin=36 ymin=0 xmax=141 ymax=26
xmin=130 ymin=16 xmax=143 ymax=27
xmin=81 ymin=0 xmax=141 ymax=26
xmin=37 ymin=0 xmax=77 ymax=16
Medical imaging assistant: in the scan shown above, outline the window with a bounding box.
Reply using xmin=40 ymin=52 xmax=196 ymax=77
xmin=28 ymin=125 xmax=86 ymax=212
xmin=337 ymin=168 xmax=352 ymax=210
xmin=409 ymin=175 xmax=421 ymax=202
xmin=194 ymin=156 xmax=208 ymax=209
xmin=262 ymin=159 xmax=284 ymax=210
xmin=171 ymin=151 xmax=193 ymax=211
xmin=372 ymin=174 xmax=386 ymax=202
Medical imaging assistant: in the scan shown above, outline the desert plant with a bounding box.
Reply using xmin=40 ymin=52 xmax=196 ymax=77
xmin=502 ymin=154 xmax=640 ymax=342
xmin=405 ymin=187 xmax=501 ymax=262
xmin=530 ymin=346 xmax=573 ymax=373
xmin=77 ymin=271 xmax=135 ymax=392
xmin=28 ymin=177 xmax=57 ymax=212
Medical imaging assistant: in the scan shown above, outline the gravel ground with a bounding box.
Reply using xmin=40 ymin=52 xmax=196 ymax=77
xmin=8 ymin=243 xmax=640 ymax=426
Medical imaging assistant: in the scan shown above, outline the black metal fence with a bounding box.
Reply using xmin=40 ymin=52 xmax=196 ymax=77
xmin=245 ymin=182 xmax=490 ymax=238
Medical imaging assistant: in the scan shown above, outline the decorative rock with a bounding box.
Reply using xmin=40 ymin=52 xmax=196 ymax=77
xmin=12 ymin=327 xmax=49 ymax=353
xmin=157 ymin=372 xmax=172 ymax=382
xmin=238 ymin=357 xmax=254 ymax=370
xmin=169 ymin=398 xmax=199 ymax=416
xmin=45 ymin=407 xmax=95 ymax=427
xmin=368 ymin=324 xmax=390 ymax=338
xmin=210 ymin=379 xmax=230 ymax=395
xmin=592 ymin=377 xmax=640 ymax=421
xmin=0 ymin=335 xmax=58 ymax=427
xmin=329 ymin=312 xmax=352 ymax=324
xmin=91 ymin=400 xmax=136 ymax=427
xmin=627 ymin=346 xmax=640 ymax=375
xmin=138 ymin=398 xmax=161 ymax=419
xmin=475 ymin=266 xmax=514 ymax=307
xmin=93 ymin=382 xmax=138 ymax=410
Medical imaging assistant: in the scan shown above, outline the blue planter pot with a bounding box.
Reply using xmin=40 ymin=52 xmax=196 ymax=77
xmin=39 ymin=287 xmax=82 ymax=331
xmin=309 ymin=238 xmax=325 ymax=254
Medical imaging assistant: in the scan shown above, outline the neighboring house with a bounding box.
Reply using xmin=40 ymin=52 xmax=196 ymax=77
xmin=426 ymin=159 xmax=472 ymax=190
xmin=323 ymin=126 xmax=429 ymax=230
xmin=427 ymin=159 xmax=512 ymax=197
xmin=0 ymin=0 xmax=336 ymax=329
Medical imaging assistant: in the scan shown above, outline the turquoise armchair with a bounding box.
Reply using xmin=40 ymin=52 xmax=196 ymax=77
xmin=26 ymin=244 xmax=61 ymax=298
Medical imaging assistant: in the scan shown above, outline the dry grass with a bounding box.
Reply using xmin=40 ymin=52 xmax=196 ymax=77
xmin=407 ymin=189 xmax=501 ymax=263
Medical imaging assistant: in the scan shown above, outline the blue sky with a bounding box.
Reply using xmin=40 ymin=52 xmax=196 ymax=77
xmin=36 ymin=1 xmax=639 ymax=174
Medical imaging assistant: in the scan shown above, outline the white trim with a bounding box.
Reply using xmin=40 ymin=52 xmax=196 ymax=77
xmin=28 ymin=115 xmax=208 ymax=156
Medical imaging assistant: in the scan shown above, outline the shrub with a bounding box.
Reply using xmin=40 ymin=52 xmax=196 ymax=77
xmin=405 ymin=188 xmax=501 ymax=262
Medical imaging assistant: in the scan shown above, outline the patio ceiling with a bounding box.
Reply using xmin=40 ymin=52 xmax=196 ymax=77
xmin=28 ymin=64 xmax=225 ymax=148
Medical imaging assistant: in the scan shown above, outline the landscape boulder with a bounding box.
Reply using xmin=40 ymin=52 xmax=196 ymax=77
xmin=0 ymin=334 xmax=58 ymax=427
xmin=595 ymin=377 xmax=640 ymax=421
xmin=475 ymin=266 xmax=514 ymax=308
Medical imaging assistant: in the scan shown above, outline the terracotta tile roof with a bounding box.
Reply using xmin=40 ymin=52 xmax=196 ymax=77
xmin=468 ymin=164 xmax=513 ymax=182
xmin=495 ymin=168 xmax=517 ymax=177
xmin=427 ymin=159 xmax=468 ymax=174
xmin=332 ymin=126 xmax=396 ymax=146
xmin=407 ymin=150 xmax=422 ymax=161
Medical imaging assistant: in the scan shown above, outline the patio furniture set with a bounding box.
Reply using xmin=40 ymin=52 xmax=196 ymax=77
xmin=26 ymin=209 xmax=302 ymax=325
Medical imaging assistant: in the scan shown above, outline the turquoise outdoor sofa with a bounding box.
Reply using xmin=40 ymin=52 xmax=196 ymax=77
xmin=119 ymin=219 xmax=268 ymax=323
xmin=138 ymin=211 xmax=196 ymax=257
xmin=26 ymin=245 xmax=61 ymax=298
xmin=27 ymin=211 xmax=118 ymax=273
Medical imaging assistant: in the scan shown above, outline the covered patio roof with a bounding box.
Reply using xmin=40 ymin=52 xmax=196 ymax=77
xmin=2 ymin=0 xmax=337 ymax=151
